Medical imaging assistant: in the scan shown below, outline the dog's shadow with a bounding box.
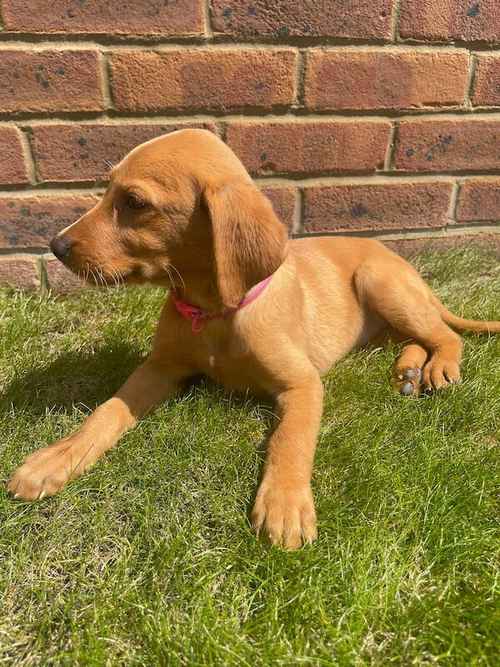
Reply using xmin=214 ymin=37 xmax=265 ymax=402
xmin=0 ymin=343 xmax=143 ymax=417
xmin=1 ymin=341 xmax=275 ymax=452
xmin=1 ymin=343 xmax=277 ymax=518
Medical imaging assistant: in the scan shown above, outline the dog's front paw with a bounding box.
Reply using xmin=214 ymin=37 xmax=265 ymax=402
xmin=393 ymin=366 xmax=422 ymax=396
xmin=251 ymin=478 xmax=317 ymax=550
xmin=7 ymin=439 xmax=81 ymax=501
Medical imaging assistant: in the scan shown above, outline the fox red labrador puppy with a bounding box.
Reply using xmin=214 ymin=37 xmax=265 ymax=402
xmin=8 ymin=129 xmax=500 ymax=549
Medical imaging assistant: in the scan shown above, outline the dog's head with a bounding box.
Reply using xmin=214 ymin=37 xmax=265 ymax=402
xmin=51 ymin=129 xmax=288 ymax=308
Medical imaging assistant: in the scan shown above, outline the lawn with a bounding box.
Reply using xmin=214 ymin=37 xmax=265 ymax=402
xmin=0 ymin=247 xmax=499 ymax=666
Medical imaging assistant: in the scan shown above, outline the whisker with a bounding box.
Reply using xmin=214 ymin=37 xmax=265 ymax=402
xmin=90 ymin=267 xmax=103 ymax=287
xmin=82 ymin=262 xmax=91 ymax=284
xmin=111 ymin=267 xmax=125 ymax=289
xmin=169 ymin=263 xmax=186 ymax=293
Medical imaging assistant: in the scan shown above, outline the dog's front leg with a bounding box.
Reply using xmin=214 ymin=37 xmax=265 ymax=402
xmin=251 ymin=372 xmax=324 ymax=550
xmin=7 ymin=357 xmax=187 ymax=501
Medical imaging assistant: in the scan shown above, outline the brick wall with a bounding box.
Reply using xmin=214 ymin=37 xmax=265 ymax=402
xmin=0 ymin=0 xmax=499 ymax=291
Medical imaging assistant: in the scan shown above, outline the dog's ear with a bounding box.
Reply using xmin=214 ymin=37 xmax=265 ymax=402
xmin=203 ymin=180 xmax=288 ymax=308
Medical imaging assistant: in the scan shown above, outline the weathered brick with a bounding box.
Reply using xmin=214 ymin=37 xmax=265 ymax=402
xmin=109 ymin=49 xmax=297 ymax=112
xmin=456 ymin=178 xmax=500 ymax=222
xmin=304 ymin=50 xmax=469 ymax=111
xmin=472 ymin=55 xmax=500 ymax=106
xmin=385 ymin=234 xmax=500 ymax=258
xmin=302 ymin=181 xmax=453 ymax=232
xmin=0 ymin=195 xmax=99 ymax=248
xmin=394 ymin=119 xmax=500 ymax=172
xmin=0 ymin=127 xmax=28 ymax=185
xmin=399 ymin=0 xmax=500 ymax=44
xmin=2 ymin=0 xmax=203 ymax=35
xmin=45 ymin=256 xmax=84 ymax=292
xmin=211 ymin=0 xmax=394 ymax=40
xmin=0 ymin=50 xmax=103 ymax=114
xmin=31 ymin=123 xmax=216 ymax=183
xmin=0 ymin=256 xmax=39 ymax=289
xmin=259 ymin=185 xmax=297 ymax=230
xmin=226 ymin=121 xmax=390 ymax=176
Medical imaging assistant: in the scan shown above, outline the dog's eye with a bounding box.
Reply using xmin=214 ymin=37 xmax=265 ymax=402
xmin=125 ymin=193 xmax=147 ymax=210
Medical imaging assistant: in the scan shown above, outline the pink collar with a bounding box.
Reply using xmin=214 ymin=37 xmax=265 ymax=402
xmin=172 ymin=274 xmax=273 ymax=333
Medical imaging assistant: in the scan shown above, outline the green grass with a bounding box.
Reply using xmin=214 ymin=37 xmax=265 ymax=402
xmin=0 ymin=247 xmax=499 ymax=666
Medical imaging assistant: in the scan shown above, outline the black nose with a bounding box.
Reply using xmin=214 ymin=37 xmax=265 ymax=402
xmin=50 ymin=235 xmax=73 ymax=262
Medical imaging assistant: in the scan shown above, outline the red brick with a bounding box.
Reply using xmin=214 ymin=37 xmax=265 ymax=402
xmin=259 ymin=186 xmax=297 ymax=230
xmin=226 ymin=121 xmax=390 ymax=176
xmin=2 ymin=0 xmax=203 ymax=35
xmin=304 ymin=50 xmax=469 ymax=111
xmin=394 ymin=119 xmax=500 ymax=172
xmin=211 ymin=0 xmax=394 ymax=40
xmin=0 ymin=50 xmax=103 ymax=114
xmin=456 ymin=178 xmax=500 ymax=222
xmin=0 ymin=127 xmax=28 ymax=185
xmin=45 ymin=256 xmax=84 ymax=292
xmin=0 ymin=195 xmax=98 ymax=249
xmin=109 ymin=49 xmax=297 ymax=112
xmin=31 ymin=123 xmax=216 ymax=183
xmin=0 ymin=257 xmax=39 ymax=289
xmin=302 ymin=181 xmax=453 ymax=232
xmin=385 ymin=234 xmax=500 ymax=258
xmin=472 ymin=55 xmax=500 ymax=106
xmin=399 ymin=0 xmax=500 ymax=44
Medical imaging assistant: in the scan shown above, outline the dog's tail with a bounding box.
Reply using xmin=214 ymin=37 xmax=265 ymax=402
xmin=433 ymin=296 xmax=500 ymax=334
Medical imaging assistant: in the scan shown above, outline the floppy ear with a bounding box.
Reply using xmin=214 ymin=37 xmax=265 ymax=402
xmin=203 ymin=180 xmax=288 ymax=308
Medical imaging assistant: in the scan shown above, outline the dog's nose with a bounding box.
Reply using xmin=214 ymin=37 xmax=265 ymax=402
xmin=50 ymin=235 xmax=73 ymax=262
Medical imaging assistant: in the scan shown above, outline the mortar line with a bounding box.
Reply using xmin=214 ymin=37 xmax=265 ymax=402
xmin=99 ymin=51 xmax=113 ymax=111
xmin=2 ymin=172 xmax=500 ymax=198
xmin=18 ymin=127 xmax=38 ymax=186
xmin=295 ymin=49 xmax=306 ymax=109
xmin=384 ymin=122 xmax=398 ymax=171
xmin=0 ymin=39 xmax=484 ymax=53
xmin=391 ymin=0 xmax=402 ymax=42
xmin=293 ymin=188 xmax=304 ymax=234
xmin=448 ymin=180 xmax=461 ymax=223
xmin=1 ymin=224 xmax=498 ymax=259
xmin=202 ymin=0 xmax=213 ymax=40
xmin=4 ymin=107 xmax=500 ymax=124
xmin=466 ymin=53 xmax=479 ymax=109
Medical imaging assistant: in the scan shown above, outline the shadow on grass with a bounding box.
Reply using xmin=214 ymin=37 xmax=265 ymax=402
xmin=0 ymin=343 xmax=143 ymax=416
xmin=0 ymin=340 xmax=276 ymax=432
xmin=0 ymin=340 xmax=281 ymax=516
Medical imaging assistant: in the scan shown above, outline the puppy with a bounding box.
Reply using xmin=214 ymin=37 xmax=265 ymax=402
xmin=8 ymin=129 xmax=499 ymax=549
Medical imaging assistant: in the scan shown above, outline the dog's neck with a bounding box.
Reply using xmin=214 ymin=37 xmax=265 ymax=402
xmin=167 ymin=265 xmax=224 ymax=313
xmin=172 ymin=274 xmax=273 ymax=333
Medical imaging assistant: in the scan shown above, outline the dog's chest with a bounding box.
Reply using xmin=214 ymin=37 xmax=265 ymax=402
xmin=193 ymin=335 xmax=265 ymax=393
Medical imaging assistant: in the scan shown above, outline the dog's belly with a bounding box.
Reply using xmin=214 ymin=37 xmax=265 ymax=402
xmin=298 ymin=286 xmax=384 ymax=375
xmin=304 ymin=311 xmax=383 ymax=375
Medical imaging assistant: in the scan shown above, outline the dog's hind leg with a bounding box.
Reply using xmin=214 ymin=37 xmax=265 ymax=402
xmin=355 ymin=256 xmax=463 ymax=393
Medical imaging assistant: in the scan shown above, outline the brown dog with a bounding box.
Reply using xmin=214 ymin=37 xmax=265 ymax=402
xmin=8 ymin=129 xmax=500 ymax=549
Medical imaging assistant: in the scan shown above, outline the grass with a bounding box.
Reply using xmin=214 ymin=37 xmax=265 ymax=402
xmin=0 ymin=247 xmax=499 ymax=666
